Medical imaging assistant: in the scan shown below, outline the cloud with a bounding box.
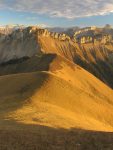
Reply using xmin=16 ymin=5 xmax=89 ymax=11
xmin=0 ymin=0 xmax=113 ymax=19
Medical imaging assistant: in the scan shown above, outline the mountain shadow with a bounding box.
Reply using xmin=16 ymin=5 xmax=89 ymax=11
xmin=0 ymin=121 xmax=113 ymax=150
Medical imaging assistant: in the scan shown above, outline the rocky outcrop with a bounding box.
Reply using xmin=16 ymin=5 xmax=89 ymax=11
xmin=0 ymin=26 xmax=71 ymax=63
xmin=0 ymin=27 xmax=41 ymax=63
xmin=1 ymin=26 xmax=113 ymax=88
xmin=73 ymin=27 xmax=113 ymax=44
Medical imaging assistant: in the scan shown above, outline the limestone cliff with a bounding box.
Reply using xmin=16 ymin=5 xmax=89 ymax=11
xmin=0 ymin=26 xmax=71 ymax=63
xmin=0 ymin=26 xmax=113 ymax=88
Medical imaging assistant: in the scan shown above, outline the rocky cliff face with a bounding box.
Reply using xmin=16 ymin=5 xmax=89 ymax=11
xmin=0 ymin=26 xmax=113 ymax=88
xmin=0 ymin=27 xmax=40 ymax=63
xmin=0 ymin=26 xmax=71 ymax=63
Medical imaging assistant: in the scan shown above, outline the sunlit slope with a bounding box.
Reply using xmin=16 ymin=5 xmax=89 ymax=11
xmin=38 ymin=35 xmax=113 ymax=88
xmin=0 ymin=55 xmax=113 ymax=132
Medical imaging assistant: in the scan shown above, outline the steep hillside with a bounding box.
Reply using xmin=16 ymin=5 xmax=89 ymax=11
xmin=0 ymin=26 xmax=70 ymax=63
xmin=0 ymin=54 xmax=113 ymax=130
xmin=1 ymin=54 xmax=113 ymax=149
xmin=0 ymin=23 xmax=113 ymax=149
xmin=0 ymin=29 xmax=40 ymax=63
xmin=0 ymin=26 xmax=113 ymax=89
xmin=38 ymin=34 xmax=113 ymax=88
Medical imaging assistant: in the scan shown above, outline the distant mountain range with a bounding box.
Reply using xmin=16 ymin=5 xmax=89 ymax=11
xmin=0 ymin=24 xmax=113 ymax=36
xmin=0 ymin=24 xmax=25 ymax=35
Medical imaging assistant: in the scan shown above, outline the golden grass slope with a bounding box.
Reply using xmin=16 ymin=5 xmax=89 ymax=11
xmin=0 ymin=55 xmax=113 ymax=133
xmin=38 ymin=35 xmax=113 ymax=88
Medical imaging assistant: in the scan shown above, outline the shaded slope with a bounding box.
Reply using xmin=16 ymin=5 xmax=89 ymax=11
xmin=73 ymin=43 xmax=113 ymax=88
xmin=0 ymin=54 xmax=56 ymax=76
xmin=1 ymin=126 xmax=113 ymax=150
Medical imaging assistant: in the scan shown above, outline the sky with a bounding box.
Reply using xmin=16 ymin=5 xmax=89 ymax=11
xmin=0 ymin=0 xmax=113 ymax=27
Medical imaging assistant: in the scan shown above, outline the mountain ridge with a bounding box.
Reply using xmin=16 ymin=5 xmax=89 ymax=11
xmin=0 ymin=26 xmax=113 ymax=149
xmin=0 ymin=26 xmax=113 ymax=88
xmin=1 ymin=54 xmax=113 ymax=132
